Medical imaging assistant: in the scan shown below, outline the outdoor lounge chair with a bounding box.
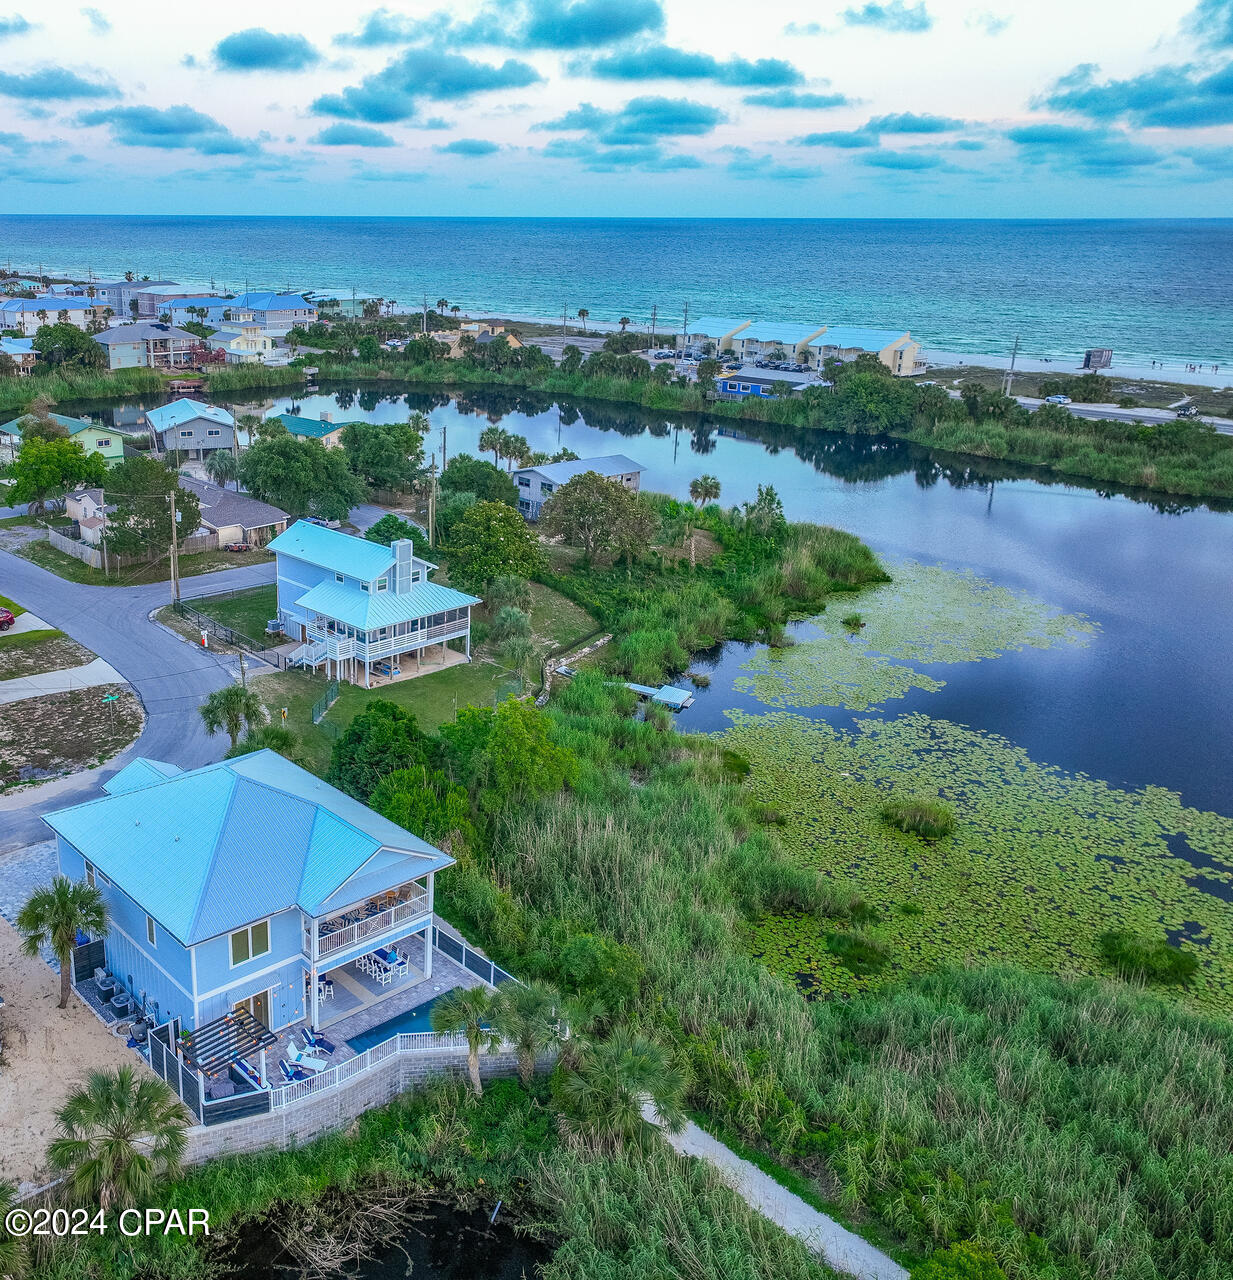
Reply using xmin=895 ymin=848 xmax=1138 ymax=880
xmin=279 ymin=1059 xmax=311 ymax=1083
xmin=286 ymin=1041 xmax=329 ymax=1073
xmin=302 ymin=1028 xmax=336 ymax=1055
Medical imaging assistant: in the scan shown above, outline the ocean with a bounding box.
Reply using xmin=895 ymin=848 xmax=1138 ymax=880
xmin=2 ymin=215 xmax=1231 ymax=366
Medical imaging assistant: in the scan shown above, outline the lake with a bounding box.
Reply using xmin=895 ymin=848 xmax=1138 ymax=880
xmin=90 ymin=383 xmax=1233 ymax=815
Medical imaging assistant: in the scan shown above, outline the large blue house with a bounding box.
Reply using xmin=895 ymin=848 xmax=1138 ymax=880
xmin=271 ymin=522 xmax=480 ymax=687
xmin=44 ymin=750 xmax=454 ymax=1038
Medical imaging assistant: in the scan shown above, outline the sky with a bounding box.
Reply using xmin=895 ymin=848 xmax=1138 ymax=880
xmin=1 ymin=0 xmax=1231 ymax=216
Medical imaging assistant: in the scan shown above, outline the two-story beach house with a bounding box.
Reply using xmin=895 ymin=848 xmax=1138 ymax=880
xmin=509 ymin=454 xmax=646 ymax=520
xmin=270 ymin=522 xmax=481 ymax=687
xmin=146 ymin=399 xmax=236 ymax=459
xmin=0 ymin=411 xmax=128 ymax=466
xmin=43 ymin=750 xmax=455 ymax=1042
xmin=94 ymin=321 xmax=200 ymax=370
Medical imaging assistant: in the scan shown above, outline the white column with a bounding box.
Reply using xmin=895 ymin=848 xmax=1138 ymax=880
xmin=310 ymin=963 xmax=319 ymax=1029
xmin=423 ymin=924 xmax=433 ymax=978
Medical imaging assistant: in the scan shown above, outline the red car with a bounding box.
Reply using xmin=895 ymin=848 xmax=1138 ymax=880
xmin=224 ymin=541 xmax=251 ymax=553
xmin=0 ymin=607 xmax=14 ymax=631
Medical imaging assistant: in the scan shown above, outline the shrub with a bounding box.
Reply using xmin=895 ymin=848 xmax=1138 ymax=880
xmin=1098 ymin=929 xmax=1199 ymax=985
xmin=825 ymin=929 xmax=890 ymax=974
xmin=880 ymin=796 xmax=956 ymax=839
xmin=913 ymin=1241 xmax=1008 ymax=1280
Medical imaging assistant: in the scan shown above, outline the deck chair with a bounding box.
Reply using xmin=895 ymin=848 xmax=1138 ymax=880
xmin=287 ymin=1041 xmax=329 ymax=1073
xmin=302 ymin=1028 xmax=336 ymax=1055
xmin=279 ymin=1059 xmax=310 ymax=1083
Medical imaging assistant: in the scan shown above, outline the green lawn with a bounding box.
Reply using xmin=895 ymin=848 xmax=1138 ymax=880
xmin=0 ymin=594 xmax=25 ymax=617
xmin=526 ymin=580 xmax=599 ymax=653
xmin=19 ymin=540 xmax=272 ymax=587
xmin=192 ymin=585 xmax=279 ymax=642
xmin=0 ymin=629 xmax=91 ymax=680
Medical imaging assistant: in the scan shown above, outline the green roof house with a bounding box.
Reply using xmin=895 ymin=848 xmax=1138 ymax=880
xmin=0 ymin=411 xmax=128 ymax=465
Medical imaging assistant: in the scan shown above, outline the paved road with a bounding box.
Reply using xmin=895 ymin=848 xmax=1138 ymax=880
xmin=0 ymin=551 xmax=275 ymax=850
xmin=942 ymin=387 xmax=1233 ymax=435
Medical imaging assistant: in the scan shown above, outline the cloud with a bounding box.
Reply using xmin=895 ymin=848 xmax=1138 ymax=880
xmin=966 ymin=10 xmax=1010 ymax=35
xmin=843 ymin=2 xmax=933 ymax=33
xmin=1039 ymin=61 xmax=1233 ymax=128
xmin=1189 ymin=0 xmax=1233 ymax=48
xmin=78 ymin=104 xmax=258 ymax=154
xmin=312 ymin=49 xmax=541 ymax=123
xmin=793 ymin=128 xmax=880 ymax=148
xmin=310 ymin=122 xmax=396 ymax=146
xmin=350 ymin=162 xmax=428 ymax=182
xmin=583 ymin=45 xmax=802 ymax=87
xmin=0 ymin=14 xmax=32 ymax=37
xmin=0 ymin=130 xmax=32 ymax=153
xmin=435 ymin=137 xmax=500 ymax=155
xmin=81 ymin=7 xmax=109 ymax=33
xmin=539 ymin=136 xmax=703 ymax=171
xmin=6 ymin=164 xmax=86 ymax=183
xmin=866 ymin=111 xmax=964 ymax=132
xmin=1007 ymin=123 xmax=1164 ymax=173
xmin=214 ymin=28 xmax=321 ymax=72
xmin=0 ymin=66 xmax=118 ymax=99
xmin=784 ymin=22 xmax=822 ymax=35
xmin=337 ymin=0 xmax=664 ymax=51
xmin=862 ymin=149 xmax=944 ymax=168
xmin=726 ymin=149 xmax=821 ymax=180
xmin=1180 ymin=143 xmax=1233 ymax=171
xmin=743 ymin=89 xmax=853 ymax=109
xmin=538 ymin=96 xmax=724 ymax=144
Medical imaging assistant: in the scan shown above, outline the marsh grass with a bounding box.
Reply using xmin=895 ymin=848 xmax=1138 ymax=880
xmin=880 ymin=796 xmax=957 ymax=839
xmin=1099 ymin=929 xmax=1200 ymax=985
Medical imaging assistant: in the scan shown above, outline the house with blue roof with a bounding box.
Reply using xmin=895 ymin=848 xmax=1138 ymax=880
xmin=43 ymin=749 xmax=455 ymax=1040
xmin=0 ymin=295 xmax=106 ymax=335
xmin=509 ymin=454 xmax=645 ymax=520
xmin=229 ymin=292 xmax=317 ymax=332
xmin=145 ymin=398 xmax=236 ymax=458
xmin=270 ymin=521 xmax=481 ymax=687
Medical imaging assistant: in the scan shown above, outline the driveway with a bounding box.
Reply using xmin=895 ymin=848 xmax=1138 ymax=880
xmin=0 ymin=550 xmax=276 ymax=851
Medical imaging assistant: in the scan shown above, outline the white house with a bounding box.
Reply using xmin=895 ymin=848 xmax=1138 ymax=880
xmin=207 ymin=320 xmax=275 ymax=364
xmin=510 ymin=454 xmax=645 ymax=520
xmin=94 ymin=322 xmax=199 ymax=370
xmin=229 ymin=292 xmax=317 ymax=333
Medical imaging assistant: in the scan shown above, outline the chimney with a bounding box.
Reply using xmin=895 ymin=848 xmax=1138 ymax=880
xmin=320 ymin=412 xmax=331 ymax=423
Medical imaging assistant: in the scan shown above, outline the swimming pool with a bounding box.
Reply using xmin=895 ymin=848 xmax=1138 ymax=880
xmin=345 ymin=994 xmax=444 ymax=1055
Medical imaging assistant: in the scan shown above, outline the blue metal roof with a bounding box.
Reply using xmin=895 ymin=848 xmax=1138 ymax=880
xmin=269 ymin=520 xmax=397 ymax=579
xmin=0 ymin=411 xmax=93 ymax=436
xmin=43 ymin=750 xmax=454 ymax=945
xmin=514 ymin=454 xmax=644 ymax=485
xmin=146 ymin=399 xmax=235 ymax=432
xmin=296 ymin=578 xmax=479 ymax=630
xmin=279 ymin=413 xmax=342 ymax=439
xmin=231 ymin=292 xmax=314 ymax=312
xmin=103 ymin=758 xmax=183 ymax=795
xmin=818 ymin=326 xmax=911 ymax=351
xmin=738 ymin=321 xmax=826 ymax=344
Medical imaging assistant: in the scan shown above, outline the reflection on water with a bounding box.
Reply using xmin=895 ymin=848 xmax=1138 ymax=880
xmin=73 ymin=382 xmax=1233 ymax=813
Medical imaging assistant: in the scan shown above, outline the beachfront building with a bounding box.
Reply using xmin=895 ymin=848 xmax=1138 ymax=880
xmin=813 ymin=327 xmax=925 ymax=377
xmin=94 ymin=321 xmax=199 ymax=370
xmin=510 ymin=454 xmax=645 ymax=520
xmin=684 ymin=316 xmax=925 ymax=376
xmin=146 ymin=399 xmax=236 ymax=459
xmin=0 ymin=411 xmax=128 ymax=465
xmin=43 ymin=749 xmax=455 ymax=1038
xmin=270 ymin=521 xmax=480 ymax=687
xmin=278 ymin=412 xmax=346 ymax=448
xmin=229 ymin=292 xmax=317 ymax=332
xmin=166 ymin=297 xmax=243 ymax=327
xmin=0 ymin=295 xmax=107 ymax=335
xmin=0 ymin=335 xmax=36 ymax=375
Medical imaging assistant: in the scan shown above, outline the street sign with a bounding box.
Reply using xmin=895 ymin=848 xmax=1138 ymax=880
xmin=100 ymin=694 xmax=119 ymax=703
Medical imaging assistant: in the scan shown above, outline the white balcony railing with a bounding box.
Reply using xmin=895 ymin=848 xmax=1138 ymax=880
xmin=316 ymin=891 xmax=430 ymax=959
xmin=305 ymin=620 xmax=468 ymax=664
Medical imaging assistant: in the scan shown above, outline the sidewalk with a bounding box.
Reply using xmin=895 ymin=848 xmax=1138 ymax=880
xmin=0 ymin=657 xmax=124 ymax=706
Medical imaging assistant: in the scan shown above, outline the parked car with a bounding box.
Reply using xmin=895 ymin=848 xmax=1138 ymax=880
xmin=224 ymin=541 xmax=250 ymax=553
xmin=1044 ymin=394 xmax=1072 ymax=404
xmin=0 ymin=607 xmax=13 ymax=631
xmin=1176 ymin=404 xmax=1200 ymax=419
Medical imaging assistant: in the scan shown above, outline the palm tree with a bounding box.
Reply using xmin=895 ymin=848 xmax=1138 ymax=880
xmin=205 ymin=449 xmax=238 ymax=490
xmin=430 ymin=984 xmax=496 ymax=1096
xmin=618 ymin=316 xmax=630 ymax=331
xmin=560 ymin=1027 xmax=687 ymax=1149
xmin=577 ymin=308 xmax=589 ymax=334
xmin=224 ymin=723 xmax=300 ymax=762
xmin=436 ymin=297 xmax=448 ymax=315
xmin=490 ymin=980 xmax=561 ymax=1086
xmin=199 ymin=683 xmax=263 ymax=748
xmin=17 ymin=876 xmax=107 ymax=1009
xmin=688 ymin=474 xmax=721 ymax=507
xmin=450 ymin=304 xmax=461 ymax=320
xmin=478 ymin=425 xmax=503 ymax=466
xmin=0 ymin=1181 xmax=28 ymax=1278
xmin=47 ymin=1067 xmax=189 ymax=1211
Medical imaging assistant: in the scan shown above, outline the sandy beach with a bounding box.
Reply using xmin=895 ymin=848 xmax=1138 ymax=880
xmin=0 ymin=914 xmax=150 ymax=1192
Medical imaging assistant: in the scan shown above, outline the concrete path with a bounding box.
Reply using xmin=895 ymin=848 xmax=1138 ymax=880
xmin=643 ymin=1105 xmax=908 ymax=1280
xmin=4 ymin=609 xmax=53 ymax=637
xmin=0 ymin=549 xmax=275 ymax=851
xmin=0 ymin=656 xmax=123 ymax=705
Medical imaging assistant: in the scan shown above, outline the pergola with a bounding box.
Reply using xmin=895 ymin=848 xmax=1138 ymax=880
xmin=180 ymin=1007 xmax=277 ymax=1083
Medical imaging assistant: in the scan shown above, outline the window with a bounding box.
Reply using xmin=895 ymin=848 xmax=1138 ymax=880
xmin=335 ymin=572 xmax=344 ymax=584
xmin=206 ymin=428 xmax=221 ymax=437
xmin=517 ymin=476 xmax=530 ymax=488
xmin=360 ymin=581 xmax=370 ymax=593
xmin=230 ymin=920 xmax=270 ymax=967
xmin=146 ymin=915 xmax=157 ymax=947
xmin=541 ymin=482 xmax=554 ymax=494
xmin=375 ymin=577 xmax=388 ymax=593
xmin=179 ymin=429 xmax=192 ymax=438
xmin=739 ymin=383 xmax=751 ymax=393
xmin=84 ymin=860 xmax=96 ymax=888
xmin=96 ymin=438 xmax=110 ymax=448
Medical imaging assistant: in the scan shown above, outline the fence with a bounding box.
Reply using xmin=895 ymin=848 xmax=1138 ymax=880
xmin=71 ymin=938 xmax=106 ymax=984
xmin=174 ymin=598 xmax=286 ymax=666
xmin=311 ymin=679 xmax=339 ymax=724
xmin=47 ymin=526 xmax=218 ymax=572
xmin=149 ymin=1024 xmax=204 ymax=1121
xmin=432 ymin=925 xmax=518 ymax=988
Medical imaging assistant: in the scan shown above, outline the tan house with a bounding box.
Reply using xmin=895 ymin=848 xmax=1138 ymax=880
xmin=207 ymin=321 xmax=275 ymax=364
xmin=66 ymin=487 xmax=111 ymax=546
xmin=278 ymin=413 xmax=346 ymax=448
xmin=177 ymin=477 xmax=289 ymax=546
xmin=685 ymin=316 xmax=925 ymax=376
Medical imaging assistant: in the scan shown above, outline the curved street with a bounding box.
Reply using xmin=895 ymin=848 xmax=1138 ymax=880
xmin=0 ymin=551 xmax=276 ymax=852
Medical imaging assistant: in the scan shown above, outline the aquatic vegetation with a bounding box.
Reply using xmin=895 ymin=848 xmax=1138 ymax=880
xmin=1099 ymin=928 xmax=1200 ymax=985
xmin=722 ymin=711 xmax=1233 ymax=1010
xmin=880 ymin=795 xmax=956 ymax=839
xmin=734 ymin=559 xmax=1097 ymax=711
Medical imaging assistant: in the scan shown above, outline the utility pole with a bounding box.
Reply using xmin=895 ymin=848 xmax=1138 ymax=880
xmin=427 ymin=452 xmax=438 ymax=549
xmin=168 ymin=489 xmax=181 ymax=604
xmin=682 ymin=301 xmax=690 ymax=350
xmin=440 ymin=421 xmax=447 ymax=474
xmin=1001 ymin=334 xmax=1020 ymax=397
xmin=239 ymin=652 xmax=247 ymax=688
xmin=650 ymin=304 xmax=657 ymax=345
xmin=422 ymin=293 xmax=428 ymax=335
xmin=561 ymin=304 xmax=567 ymax=337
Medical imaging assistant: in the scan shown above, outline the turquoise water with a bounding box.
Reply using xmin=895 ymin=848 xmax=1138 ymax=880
xmin=345 ymin=994 xmax=444 ymax=1054
xmin=3 ymin=215 xmax=1231 ymax=364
